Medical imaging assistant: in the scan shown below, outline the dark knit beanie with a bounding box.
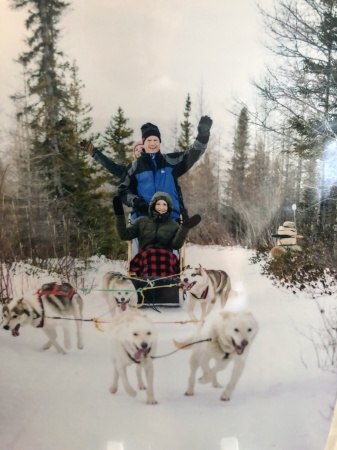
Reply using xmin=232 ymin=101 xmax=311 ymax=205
xmin=141 ymin=122 xmax=161 ymax=143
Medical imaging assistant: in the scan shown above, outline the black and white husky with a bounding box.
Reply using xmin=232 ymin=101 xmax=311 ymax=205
xmin=2 ymin=282 xmax=84 ymax=354
xmin=102 ymin=272 xmax=138 ymax=317
xmin=180 ymin=266 xmax=231 ymax=321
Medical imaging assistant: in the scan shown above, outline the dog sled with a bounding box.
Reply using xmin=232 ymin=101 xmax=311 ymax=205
xmin=126 ymin=236 xmax=185 ymax=308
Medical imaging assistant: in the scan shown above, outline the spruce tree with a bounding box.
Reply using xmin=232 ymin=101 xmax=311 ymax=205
xmin=227 ymin=107 xmax=250 ymax=203
xmin=225 ymin=107 xmax=250 ymax=244
xmin=10 ymin=1 xmax=124 ymax=259
xmin=178 ymin=94 xmax=193 ymax=150
xmin=101 ymin=107 xmax=134 ymax=185
xmin=103 ymin=107 xmax=134 ymax=164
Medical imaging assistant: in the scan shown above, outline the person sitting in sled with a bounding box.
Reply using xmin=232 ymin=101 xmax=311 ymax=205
xmin=118 ymin=116 xmax=213 ymax=221
xmin=112 ymin=192 xmax=201 ymax=277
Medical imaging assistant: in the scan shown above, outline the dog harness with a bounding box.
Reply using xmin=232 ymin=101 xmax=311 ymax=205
xmin=31 ymin=294 xmax=45 ymax=328
xmin=37 ymin=284 xmax=76 ymax=300
xmin=190 ymin=286 xmax=209 ymax=300
xmin=34 ymin=284 xmax=76 ymax=328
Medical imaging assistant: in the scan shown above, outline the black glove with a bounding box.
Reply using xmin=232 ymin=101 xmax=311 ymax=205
xmin=182 ymin=214 xmax=201 ymax=229
xmin=133 ymin=197 xmax=149 ymax=213
xmin=197 ymin=116 xmax=213 ymax=144
xmin=80 ymin=140 xmax=95 ymax=156
xmin=112 ymin=196 xmax=124 ymax=216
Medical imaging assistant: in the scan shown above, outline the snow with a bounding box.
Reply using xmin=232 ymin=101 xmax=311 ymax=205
xmin=1 ymin=245 xmax=336 ymax=450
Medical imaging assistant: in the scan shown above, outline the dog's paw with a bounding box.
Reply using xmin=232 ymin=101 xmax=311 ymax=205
xmin=185 ymin=391 xmax=194 ymax=396
xmin=126 ymin=388 xmax=137 ymax=398
xmin=77 ymin=342 xmax=84 ymax=350
xmin=146 ymin=399 xmax=158 ymax=405
xmin=57 ymin=348 xmax=67 ymax=355
xmin=110 ymin=385 xmax=118 ymax=394
xmin=138 ymin=383 xmax=146 ymax=390
xmin=220 ymin=392 xmax=231 ymax=401
xmin=42 ymin=341 xmax=52 ymax=350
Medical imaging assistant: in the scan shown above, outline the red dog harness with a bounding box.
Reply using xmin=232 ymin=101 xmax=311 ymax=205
xmin=35 ymin=284 xmax=76 ymax=328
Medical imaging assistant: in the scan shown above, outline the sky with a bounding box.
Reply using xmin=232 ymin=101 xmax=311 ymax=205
xmin=1 ymin=245 xmax=337 ymax=450
xmin=0 ymin=0 xmax=273 ymax=148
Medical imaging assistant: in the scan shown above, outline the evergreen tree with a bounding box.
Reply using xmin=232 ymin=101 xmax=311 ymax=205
xmin=103 ymin=107 xmax=134 ymax=165
xmin=10 ymin=0 xmax=71 ymax=198
xmin=101 ymin=107 xmax=134 ymax=187
xmin=227 ymin=107 xmax=250 ymax=203
xmin=178 ymin=94 xmax=193 ymax=150
xmin=9 ymin=1 xmax=124 ymax=259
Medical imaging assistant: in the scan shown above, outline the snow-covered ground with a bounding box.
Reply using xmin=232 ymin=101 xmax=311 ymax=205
xmin=1 ymin=245 xmax=336 ymax=450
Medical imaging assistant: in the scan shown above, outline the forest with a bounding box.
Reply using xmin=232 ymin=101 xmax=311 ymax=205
xmin=2 ymin=0 xmax=337 ymax=299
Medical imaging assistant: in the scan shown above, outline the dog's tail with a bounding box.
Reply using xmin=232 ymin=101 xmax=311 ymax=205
xmin=173 ymin=337 xmax=194 ymax=350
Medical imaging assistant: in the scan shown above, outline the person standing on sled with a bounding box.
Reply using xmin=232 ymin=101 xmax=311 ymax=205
xmin=82 ymin=138 xmax=188 ymax=217
xmin=118 ymin=116 xmax=213 ymax=221
xmin=112 ymin=192 xmax=201 ymax=277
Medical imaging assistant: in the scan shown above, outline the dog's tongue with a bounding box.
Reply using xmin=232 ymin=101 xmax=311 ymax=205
xmin=134 ymin=348 xmax=150 ymax=361
xmin=12 ymin=324 xmax=20 ymax=337
xmin=181 ymin=281 xmax=195 ymax=291
xmin=121 ymin=303 xmax=127 ymax=312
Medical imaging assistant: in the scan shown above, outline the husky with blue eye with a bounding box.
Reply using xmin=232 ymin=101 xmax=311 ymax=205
xmin=174 ymin=310 xmax=258 ymax=401
xmin=2 ymin=282 xmax=84 ymax=354
xmin=180 ymin=266 xmax=231 ymax=322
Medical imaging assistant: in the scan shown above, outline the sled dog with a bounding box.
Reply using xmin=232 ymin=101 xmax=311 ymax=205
xmin=2 ymin=282 xmax=84 ymax=354
xmin=180 ymin=266 xmax=231 ymax=321
xmin=102 ymin=272 xmax=138 ymax=317
xmin=174 ymin=310 xmax=258 ymax=401
xmin=110 ymin=311 xmax=157 ymax=404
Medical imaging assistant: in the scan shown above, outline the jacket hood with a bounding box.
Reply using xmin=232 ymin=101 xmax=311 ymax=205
xmin=149 ymin=192 xmax=173 ymax=220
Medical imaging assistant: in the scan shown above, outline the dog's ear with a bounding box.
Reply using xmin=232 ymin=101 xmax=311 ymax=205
xmin=16 ymin=298 xmax=30 ymax=316
xmin=182 ymin=265 xmax=190 ymax=271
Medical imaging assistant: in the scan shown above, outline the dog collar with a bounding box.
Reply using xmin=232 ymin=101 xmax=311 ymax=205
xmin=190 ymin=286 xmax=209 ymax=300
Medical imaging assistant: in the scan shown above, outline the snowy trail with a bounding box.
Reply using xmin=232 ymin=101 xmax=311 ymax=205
xmin=0 ymin=246 xmax=336 ymax=450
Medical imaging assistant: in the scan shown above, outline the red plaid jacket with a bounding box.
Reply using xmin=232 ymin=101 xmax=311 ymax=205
xmin=130 ymin=248 xmax=179 ymax=277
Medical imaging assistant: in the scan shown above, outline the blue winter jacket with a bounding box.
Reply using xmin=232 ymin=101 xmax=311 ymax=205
xmin=118 ymin=139 xmax=207 ymax=220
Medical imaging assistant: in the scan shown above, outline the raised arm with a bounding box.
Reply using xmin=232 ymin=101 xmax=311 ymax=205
xmin=170 ymin=116 xmax=213 ymax=178
xmin=83 ymin=141 xmax=126 ymax=178
xmin=171 ymin=215 xmax=202 ymax=249
xmin=112 ymin=196 xmax=141 ymax=241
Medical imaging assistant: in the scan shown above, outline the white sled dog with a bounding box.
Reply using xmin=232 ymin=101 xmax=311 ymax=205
xmin=102 ymin=272 xmax=138 ymax=317
xmin=2 ymin=282 xmax=84 ymax=354
xmin=174 ymin=310 xmax=258 ymax=401
xmin=110 ymin=311 xmax=158 ymax=404
xmin=180 ymin=266 xmax=231 ymax=321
